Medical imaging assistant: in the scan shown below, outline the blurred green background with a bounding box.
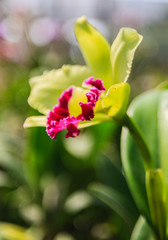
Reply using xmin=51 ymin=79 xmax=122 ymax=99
xmin=0 ymin=0 xmax=168 ymax=239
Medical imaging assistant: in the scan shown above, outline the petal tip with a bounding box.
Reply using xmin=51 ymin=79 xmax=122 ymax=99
xmin=75 ymin=16 xmax=87 ymax=25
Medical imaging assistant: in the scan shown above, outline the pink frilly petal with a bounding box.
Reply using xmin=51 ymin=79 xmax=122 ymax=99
xmin=46 ymin=88 xmax=74 ymax=139
xmin=47 ymin=105 xmax=69 ymax=122
xmin=58 ymin=88 xmax=73 ymax=110
xmin=85 ymin=91 xmax=97 ymax=105
xmin=46 ymin=119 xmax=66 ymax=139
xmin=79 ymin=101 xmax=94 ymax=120
xmin=65 ymin=116 xmax=80 ymax=138
xmin=46 ymin=116 xmax=80 ymax=139
xmin=84 ymin=77 xmax=106 ymax=91
xmin=47 ymin=88 xmax=73 ymax=123
xmin=46 ymin=87 xmax=81 ymax=139
xmin=79 ymin=77 xmax=106 ymax=120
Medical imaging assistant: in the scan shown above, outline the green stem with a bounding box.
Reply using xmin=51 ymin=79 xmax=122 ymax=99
xmin=120 ymin=113 xmax=152 ymax=170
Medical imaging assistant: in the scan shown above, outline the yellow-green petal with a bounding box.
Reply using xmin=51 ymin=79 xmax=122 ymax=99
xmin=102 ymin=82 xmax=130 ymax=120
xmin=28 ymin=65 xmax=92 ymax=114
xmin=78 ymin=113 xmax=111 ymax=129
xmin=75 ymin=16 xmax=112 ymax=90
xmin=111 ymin=28 xmax=143 ymax=84
xmin=23 ymin=116 xmax=47 ymax=128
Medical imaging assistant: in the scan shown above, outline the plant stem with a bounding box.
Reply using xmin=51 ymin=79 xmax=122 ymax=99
xmin=121 ymin=113 xmax=152 ymax=170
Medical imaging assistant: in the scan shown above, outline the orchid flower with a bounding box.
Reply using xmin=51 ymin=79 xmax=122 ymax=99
xmin=24 ymin=17 xmax=142 ymax=140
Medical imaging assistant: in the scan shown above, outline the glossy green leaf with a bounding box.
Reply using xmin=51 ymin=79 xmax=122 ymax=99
xmin=111 ymin=28 xmax=142 ymax=84
xmin=96 ymin=154 xmax=139 ymax=221
xmin=121 ymin=88 xmax=168 ymax=238
xmin=0 ymin=133 xmax=26 ymax=184
xmin=102 ymin=82 xmax=130 ymax=120
xmin=28 ymin=65 xmax=92 ymax=114
xmin=88 ymin=183 xmax=136 ymax=229
xmin=24 ymin=116 xmax=47 ymax=128
xmin=0 ymin=222 xmax=36 ymax=240
xmin=146 ymin=169 xmax=166 ymax=239
xmin=131 ymin=216 xmax=155 ymax=240
xmin=74 ymin=17 xmax=112 ymax=90
xmin=158 ymin=91 xmax=168 ymax=235
xmin=121 ymin=90 xmax=161 ymax=223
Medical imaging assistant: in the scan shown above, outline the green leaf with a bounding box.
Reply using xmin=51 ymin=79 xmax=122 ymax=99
xmin=102 ymin=82 xmax=130 ymax=120
xmin=121 ymin=89 xmax=168 ymax=238
xmin=88 ymin=183 xmax=136 ymax=229
xmin=121 ymin=90 xmax=161 ymax=223
xmin=28 ymin=65 xmax=92 ymax=114
xmin=146 ymin=169 xmax=166 ymax=239
xmin=24 ymin=116 xmax=47 ymax=128
xmin=74 ymin=17 xmax=112 ymax=90
xmin=0 ymin=222 xmax=36 ymax=240
xmin=0 ymin=132 xmax=26 ymax=184
xmin=158 ymin=91 xmax=168 ymax=235
xmin=158 ymin=91 xmax=168 ymax=182
xmin=130 ymin=216 xmax=155 ymax=240
xmin=111 ymin=28 xmax=142 ymax=84
xmin=96 ymin=154 xmax=139 ymax=221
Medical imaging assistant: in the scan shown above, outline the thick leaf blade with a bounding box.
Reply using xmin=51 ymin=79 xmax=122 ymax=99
xmin=111 ymin=28 xmax=142 ymax=84
xmin=89 ymin=183 xmax=136 ymax=229
xmin=158 ymin=91 xmax=168 ymax=236
xmin=131 ymin=216 xmax=155 ymax=240
xmin=0 ymin=133 xmax=26 ymax=184
xmin=96 ymin=154 xmax=139 ymax=221
xmin=74 ymin=17 xmax=112 ymax=90
xmin=28 ymin=65 xmax=91 ymax=114
xmin=146 ymin=169 xmax=166 ymax=239
xmin=121 ymin=90 xmax=161 ymax=223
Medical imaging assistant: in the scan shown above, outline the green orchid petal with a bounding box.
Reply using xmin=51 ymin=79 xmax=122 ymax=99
xmin=28 ymin=65 xmax=92 ymax=114
xmin=111 ymin=28 xmax=143 ymax=84
xmin=94 ymin=98 xmax=104 ymax=113
xmin=78 ymin=113 xmax=111 ymax=129
xmin=102 ymin=82 xmax=130 ymax=120
xmin=75 ymin=16 xmax=112 ymax=90
xmin=24 ymin=116 xmax=47 ymax=128
xmin=24 ymin=113 xmax=110 ymax=130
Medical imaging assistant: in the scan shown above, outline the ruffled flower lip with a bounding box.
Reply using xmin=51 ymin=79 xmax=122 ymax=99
xmin=46 ymin=77 xmax=105 ymax=139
